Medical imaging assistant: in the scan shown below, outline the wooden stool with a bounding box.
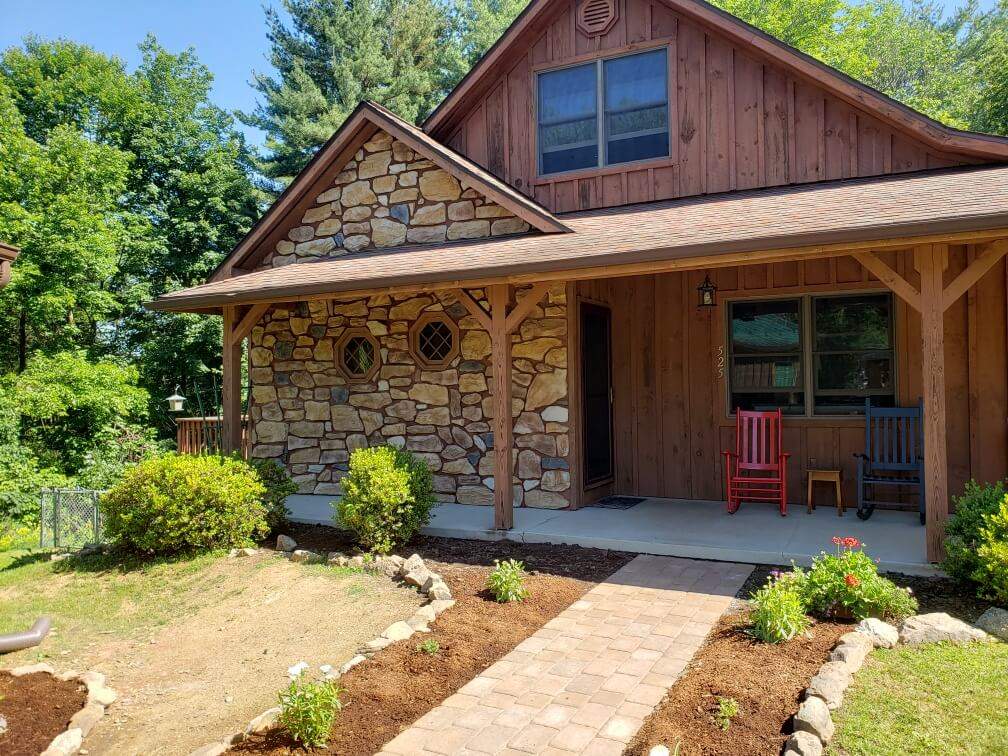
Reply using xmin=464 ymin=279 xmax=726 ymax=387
xmin=807 ymin=469 xmax=844 ymax=516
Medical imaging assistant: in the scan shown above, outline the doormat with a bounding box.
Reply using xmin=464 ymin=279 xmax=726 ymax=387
xmin=589 ymin=496 xmax=646 ymax=510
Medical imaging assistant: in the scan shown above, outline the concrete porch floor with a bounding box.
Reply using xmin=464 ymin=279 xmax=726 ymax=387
xmin=286 ymin=495 xmax=936 ymax=576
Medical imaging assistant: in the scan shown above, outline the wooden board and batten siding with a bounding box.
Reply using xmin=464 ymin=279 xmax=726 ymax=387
xmin=571 ymin=252 xmax=1008 ymax=508
xmin=438 ymin=0 xmax=979 ymax=213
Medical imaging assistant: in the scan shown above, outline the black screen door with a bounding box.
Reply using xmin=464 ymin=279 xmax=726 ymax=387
xmin=581 ymin=302 xmax=613 ymax=485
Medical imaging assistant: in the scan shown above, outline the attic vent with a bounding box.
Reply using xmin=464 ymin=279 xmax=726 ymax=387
xmin=577 ymin=0 xmax=618 ymax=36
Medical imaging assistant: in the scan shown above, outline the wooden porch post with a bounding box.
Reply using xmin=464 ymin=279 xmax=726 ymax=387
xmin=221 ymin=305 xmax=243 ymax=455
xmin=489 ymin=284 xmax=514 ymax=530
xmin=914 ymin=244 xmax=950 ymax=562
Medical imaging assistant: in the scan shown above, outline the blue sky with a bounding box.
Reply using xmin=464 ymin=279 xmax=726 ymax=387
xmin=0 ymin=0 xmax=998 ymax=148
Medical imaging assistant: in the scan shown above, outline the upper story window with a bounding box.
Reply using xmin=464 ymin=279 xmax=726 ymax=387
xmin=537 ymin=48 xmax=669 ymax=176
xmin=728 ymin=293 xmax=895 ymax=416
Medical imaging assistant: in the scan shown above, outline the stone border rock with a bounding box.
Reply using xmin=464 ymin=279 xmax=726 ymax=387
xmin=4 ymin=662 xmax=117 ymax=756
xmin=785 ymin=613 xmax=993 ymax=756
xmin=188 ymin=536 xmax=457 ymax=755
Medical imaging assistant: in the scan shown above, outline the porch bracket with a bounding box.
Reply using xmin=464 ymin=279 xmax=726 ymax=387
xmin=850 ymin=251 xmax=922 ymax=312
xmin=941 ymin=240 xmax=1008 ymax=312
xmin=505 ymin=282 xmax=551 ymax=334
xmin=452 ymin=288 xmax=492 ymax=331
xmin=231 ymin=303 xmax=272 ymax=345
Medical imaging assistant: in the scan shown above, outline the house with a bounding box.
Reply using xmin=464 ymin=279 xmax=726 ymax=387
xmin=0 ymin=242 xmax=17 ymax=288
xmin=150 ymin=0 xmax=1008 ymax=564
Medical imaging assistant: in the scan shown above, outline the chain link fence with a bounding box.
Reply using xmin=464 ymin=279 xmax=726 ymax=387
xmin=39 ymin=488 xmax=106 ymax=550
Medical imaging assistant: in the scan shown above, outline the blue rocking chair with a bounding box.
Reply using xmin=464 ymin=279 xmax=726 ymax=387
xmin=855 ymin=398 xmax=926 ymax=524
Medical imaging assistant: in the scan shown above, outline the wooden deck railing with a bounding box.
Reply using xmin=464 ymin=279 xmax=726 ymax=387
xmin=175 ymin=416 xmax=249 ymax=459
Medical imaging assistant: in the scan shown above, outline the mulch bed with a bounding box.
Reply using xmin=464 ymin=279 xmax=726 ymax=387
xmin=235 ymin=526 xmax=634 ymax=754
xmin=625 ymin=610 xmax=850 ymax=756
xmin=0 ymin=671 xmax=87 ymax=756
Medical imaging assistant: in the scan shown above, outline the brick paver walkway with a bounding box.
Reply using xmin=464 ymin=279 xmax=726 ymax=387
xmin=378 ymin=555 xmax=753 ymax=756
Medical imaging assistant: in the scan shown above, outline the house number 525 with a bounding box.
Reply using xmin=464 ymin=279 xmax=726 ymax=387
xmin=716 ymin=345 xmax=725 ymax=379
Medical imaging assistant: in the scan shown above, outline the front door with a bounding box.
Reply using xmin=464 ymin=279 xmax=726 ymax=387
xmin=581 ymin=302 xmax=613 ymax=486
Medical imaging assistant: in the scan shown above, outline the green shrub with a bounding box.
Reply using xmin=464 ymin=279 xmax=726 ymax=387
xmin=749 ymin=573 xmax=810 ymax=643
xmin=944 ymin=480 xmax=1006 ymax=583
xmin=798 ymin=538 xmax=917 ymax=622
xmin=486 ymin=559 xmax=530 ymax=603
xmin=417 ymin=638 xmax=440 ymax=655
xmin=101 ymin=453 xmax=269 ymax=554
xmin=277 ymin=672 xmax=343 ymax=748
xmin=335 ymin=445 xmax=434 ymax=554
xmin=973 ymin=496 xmax=1008 ymax=604
xmin=250 ymin=458 xmax=297 ymax=530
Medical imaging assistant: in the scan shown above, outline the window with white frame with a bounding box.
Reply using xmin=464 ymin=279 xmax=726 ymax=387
xmin=537 ymin=48 xmax=669 ymax=176
xmin=728 ymin=293 xmax=895 ymax=416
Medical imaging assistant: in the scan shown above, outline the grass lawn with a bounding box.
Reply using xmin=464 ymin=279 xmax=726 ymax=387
xmin=830 ymin=641 xmax=1008 ymax=755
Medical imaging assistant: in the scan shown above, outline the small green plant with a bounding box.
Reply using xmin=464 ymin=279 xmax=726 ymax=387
xmin=944 ymin=480 xmax=1006 ymax=582
xmin=335 ymin=445 xmax=435 ymax=554
xmin=417 ymin=638 xmax=440 ymax=655
xmin=712 ymin=696 xmax=740 ymax=731
xmin=277 ymin=671 xmax=344 ymax=748
xmin=798 ymin=537 xmax=917 ymax=622
xmin=101 ymin=453 xmax=269 ymax=555
xmin=486 ymin=559 xmax=529 ymax=603
xmin=748 ymin=571 xmax=811 ymax=643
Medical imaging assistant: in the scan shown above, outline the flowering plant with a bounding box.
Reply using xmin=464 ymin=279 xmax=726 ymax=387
xmin=796 ymin=537 xmax=917 ymax=621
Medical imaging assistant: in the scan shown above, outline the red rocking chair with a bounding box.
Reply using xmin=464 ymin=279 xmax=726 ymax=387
xmin=722 ymin=408 xmax=790 ymax=516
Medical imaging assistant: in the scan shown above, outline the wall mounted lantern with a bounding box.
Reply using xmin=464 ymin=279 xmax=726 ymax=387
xmin=697 ymin=274 xmax=718 ymax=308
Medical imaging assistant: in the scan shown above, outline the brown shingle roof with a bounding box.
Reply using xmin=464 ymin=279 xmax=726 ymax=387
xmin=150 ymin=165 xmax=1008 ymax=312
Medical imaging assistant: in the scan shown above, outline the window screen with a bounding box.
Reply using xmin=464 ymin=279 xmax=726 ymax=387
xmin=603 ymin=49 xmax=669 ymax=165
xmin=537 ymin=62 xmax=598 ymax=175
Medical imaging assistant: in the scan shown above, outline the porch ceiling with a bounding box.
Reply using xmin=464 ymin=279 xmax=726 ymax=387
xmin=149 ymin=164 xmax=1008 ymax=313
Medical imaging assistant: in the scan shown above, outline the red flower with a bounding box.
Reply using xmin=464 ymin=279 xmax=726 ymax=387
xmin=844 ymin=537 xmax=861 ymax=549
xmin=832 ymin=536 xmax=843 ymax=546
xmin=844 ymin=573 xmax=860 ymax=587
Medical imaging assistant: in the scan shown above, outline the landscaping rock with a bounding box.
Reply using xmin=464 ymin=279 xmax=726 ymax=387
xmin=364 ymin=637 xmax=393 ymax=653
xmin=189 ymin=744 xmax=228 ymax=756
xmin=784 ymin=730 xmax=823 ymax=756
xmin=648 ymin=747 xmax=672 ymax=756
xmin=382 ymin=621 xmax=415 ymax=642
xmin=856 ymin=618 xmax=899 ymax=648
xmin=400 ymin=553 xmax=425 ymax=575
xmin=328 ymin=552 xmax=349 ymax=566
xmin=339 ymin=655 xmax=366 ymax=674
xmin=899 ymin=612 xmax=991 ymax=645
xmin=419 ymin=572 xmax=442 ymax=593
xmin=289 ymin=549 xmax=323 ymax=564
xmin=806 ymin=662 xmax=851 ymax=710
xmin=349 ymin=555 xmax=366 ymax=569
xmin=68 ymin=703 xmax=105 ymax=736
xmin=276 ymin=534 xmax=297 ymax=552
xmin=246 ymin=707 xmax=281 ymax=734
xmin=975 ymin=607 xmax=1008 ymax=641
xmin=794 ymin=696 xmax=835 ymax=742
xmin=11 ymin=662 xmax=55 ymax=677
xmin=87 ymin=684 xmax=118 ymax=707
xmin=375 ymin=557 xmax=401 ymax=577
xmin=429 ymin=599 xmax=456 ymax=614
xmin=228 ymin=547 xmax=257 ymax=558
xmin=41 ymin=727 xmax=83 ymax=756
xmin=404 ymin=566 xmax=433 ymax=589
xmin=412 ymin=605 xmax=437 ymax=624
xmin=830 ymin=641 xmax=870 ymax=672
xmin=0 ymin=715 xmax=6 ymax=735
xmin=428 ymin=580 xmax=453 ymax=601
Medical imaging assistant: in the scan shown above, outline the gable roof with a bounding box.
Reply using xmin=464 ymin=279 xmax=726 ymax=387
xmin=424 ymin=0 xmax=1008 ymax=161
xmin=212 ymin=101 xmax=567 ymax=280
xmin=151 ymin=164 xmax=1008 ymax=312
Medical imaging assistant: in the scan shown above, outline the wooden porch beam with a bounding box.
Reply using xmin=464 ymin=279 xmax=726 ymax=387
xmin=452 ymin=288 xmax=491 ymax=331
xmin=914 ymin=244 xmax=950 ymax=563
xmin=488 ymin=283 xmax=514 ymax=530
xmin=941 ymin=240 xmax=1008 ymax=312
xmin=850 ymin=251 xmax=922 ymax=312
xmin=505 ymin=282 xmax=551 ymax=334
xmin=221 ymin=305 xmax=243 ymax=455
xmin=230 ymin=303 xmax=272 ymax=345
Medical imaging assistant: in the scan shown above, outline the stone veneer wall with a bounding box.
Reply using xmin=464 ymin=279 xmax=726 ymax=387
xmin=262 ymin=129 xmax=530 ymax=268
xmin=247 ymin=287 xmax=572 ymax=508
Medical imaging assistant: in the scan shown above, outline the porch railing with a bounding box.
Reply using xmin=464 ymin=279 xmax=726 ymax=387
xmin=175 ymin=416 xmax=249 ymax=459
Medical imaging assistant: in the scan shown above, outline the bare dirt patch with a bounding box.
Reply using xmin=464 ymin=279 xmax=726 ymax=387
xmin=626 ymin=609 xmax=850 ymax=756
xmin=74 ymin=552 xmax=422 ymax=756
xmin=0 ymin=671 xmax=87 ymax=756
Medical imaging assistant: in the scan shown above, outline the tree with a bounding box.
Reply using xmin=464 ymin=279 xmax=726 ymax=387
xmin=458 ymin=0 xmax=530 ymax=66
xmin=242 ymin=0 xmax=464 ymax=182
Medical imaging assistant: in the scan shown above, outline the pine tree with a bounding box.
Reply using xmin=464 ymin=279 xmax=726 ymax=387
xmin=242 ymin=0 xmax=465 ymax=183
